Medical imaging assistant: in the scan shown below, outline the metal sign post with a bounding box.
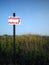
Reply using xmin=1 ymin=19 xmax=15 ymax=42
xmin=13 ymin=13 xmax=16 ymax=65
xmin=8 ymin=13 xmax=21 ymax=65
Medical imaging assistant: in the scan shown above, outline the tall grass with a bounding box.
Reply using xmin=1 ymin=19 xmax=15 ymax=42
xmin=0 ymin=34 xmax=49 ymax=65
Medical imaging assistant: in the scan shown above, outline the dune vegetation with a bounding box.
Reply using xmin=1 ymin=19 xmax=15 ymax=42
xmin=0 ymin=34 xmax=49 ymax=65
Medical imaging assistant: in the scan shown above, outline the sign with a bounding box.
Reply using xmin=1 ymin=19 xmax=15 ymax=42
xmin=8 ymin=16 xmax=21 ymax=25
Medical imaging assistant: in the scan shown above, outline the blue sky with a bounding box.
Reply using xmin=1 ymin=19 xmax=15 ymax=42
xmin=0 ymin=0 xmax=49 ymax=35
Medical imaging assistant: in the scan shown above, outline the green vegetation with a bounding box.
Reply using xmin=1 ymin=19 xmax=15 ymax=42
xmin=0 ymin=34 xmax=49 ymax=65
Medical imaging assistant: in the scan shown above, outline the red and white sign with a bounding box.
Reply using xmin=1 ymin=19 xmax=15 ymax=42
xmin=8 ymin=16 xmax=21 ymax=25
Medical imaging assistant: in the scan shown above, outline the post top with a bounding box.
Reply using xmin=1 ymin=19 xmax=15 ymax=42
xmin=13 ymin=13 xmax=16 ymax=17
